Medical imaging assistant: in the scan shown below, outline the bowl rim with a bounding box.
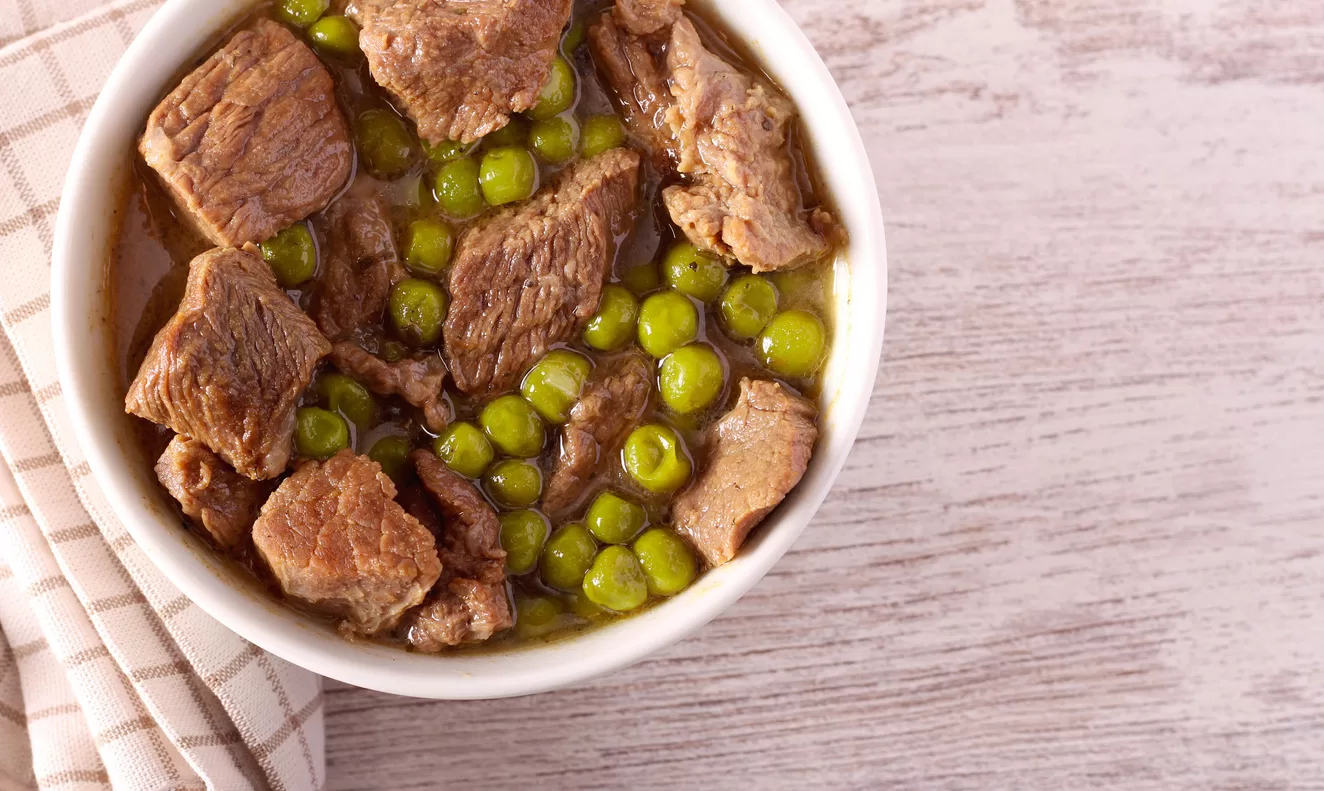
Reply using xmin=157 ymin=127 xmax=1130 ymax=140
xmin=51 ymin=0 xmax=887 ymax=699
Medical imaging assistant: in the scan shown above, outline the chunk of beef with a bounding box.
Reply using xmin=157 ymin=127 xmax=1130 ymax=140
xmin=615 ymin=0 xmax=683 ymax=35
xmin=252 ymin=451 xmax=441 ymax=636
xmin=406 ymin=578 xmax=512 ymax=652
xmin=662 ymin=18 xmax=833 ymax=272
xmin=349 ymin=0 xmax=572 ymax=145
xmin=672 ymin=378 xmax=817 ymax=566
xmin=543 ymin=353 xmax=652 ymax=514
xmin=311 ymin=187 xmax=407 ymax=341
xmin=139 ymin=20 xmax=352 ymax=247
xmin=397 ymin=485 xmax=443 ymax=537
xmin=588 ymin=11 xmax=677 ymax=173
xmin=444 ymin=149 xmax=642 ymax=397
xmin=126 ymin=247 xmax=331 ymax=480
xmin=405 ymin=450 xmax=512 ymax=649
xmin=590 ymin=5 xmax=837 ymax=266
xmin=330 ymin=343 xmax=449 ymax=433
xmin=155 ymin=436 xmax=269 ymax=550
xmin=411 ymin=452 xmax=505 ymax=577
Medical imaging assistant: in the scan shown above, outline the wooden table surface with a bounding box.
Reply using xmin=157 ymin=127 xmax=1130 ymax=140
xmin=324 ymin=1 xmax=1324 ymax=788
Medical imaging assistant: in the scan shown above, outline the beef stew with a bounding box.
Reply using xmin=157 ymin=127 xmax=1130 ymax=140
xmin=113 ymin=0 xmax=842 ymax=653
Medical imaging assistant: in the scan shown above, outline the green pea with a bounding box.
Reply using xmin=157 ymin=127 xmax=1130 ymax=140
xmin=368 ymin=435 xmax=413 ymax=483
xmin=622 ymin=261 xmax=661 ymax=295
xmin=659 ymin=343 xmax=725 ymax=415
xmin=585 ymin=491 xmax=647 ymax=544
xmin=540 ymin=523 xmax=598 ymax=591
xmin=622 ymin=424 xmax=692 ymax=493
xmin=434 ymin=157 xmax=486 ymax=218
xmin=581 ymin=114 xmax=626 ymax=158
xmin=529 ymin=56 xmax=577 ymax=120
xmin=479 ymin=146 xmax=538 ymax=206
xmin=422 ymin=138 xmax=472 ymax=166
xmin=432 ymin=422 xmax=494 ymax=478
xmin=500 ymin=510 xmax=549 ymax=575
xmin=633 ymin=528 xmax=698 ymax=596
xmin=582 ymin=545 xmax=648 ymax=612
xmin=662 ymin=242 xmax=728 ymax=302
xmin=320 ymin=373 xmax=377 ymax=427
xmin=484 ymin=459 xmax=543 ymax=509
xmin=520 ymin=350 xmax=591 ymax=423
xmin=381 ymin=341 xmax=408 ymax=363
xmin=720 ymin=275 xmax=779 ymax=340
xmin=479 ymin=395 xmax=545 ymax=458
xmin=295 ymin=407 xmax=348 ymax=460
xmin=759 ymin=310 xmax=827 ymax=378
xmin=276 ymin=0 xmax=328 ymax=26
xmin=515 ymin=594 xmax=566 ymax=639
xmin=403 ymin=219 xmax=454 ymax=276
xmin=569 ymin=591 xmax=609 ymax=620
xmin=561 ymin=22 xmax=586 ymax=54
xmin=307 ymin=15 xmax=359 ymax=57
xmin=355 ymin=109 xmax=417 ymax=178
xmin=483 ymin=117 xmax=530 ymax=150
xmin=528 ymin=116 xmax=579 ymax=164
xmin=259 ymin=223 xmax=316 ymax=288
xmin=388 ymin=278 xmax=448 ymax=347
xmin=582 ymin=285 xmax=639 ymax=351
xmin=637 ymin=290 xmax=699 ymax=358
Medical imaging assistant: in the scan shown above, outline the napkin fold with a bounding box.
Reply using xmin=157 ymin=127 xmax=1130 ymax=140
xmin=0 ymin=1 xmax=327 ymax=789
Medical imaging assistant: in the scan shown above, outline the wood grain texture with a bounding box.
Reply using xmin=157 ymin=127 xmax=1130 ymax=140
xmin=325 ymin=1 xmax=1324 ymax=788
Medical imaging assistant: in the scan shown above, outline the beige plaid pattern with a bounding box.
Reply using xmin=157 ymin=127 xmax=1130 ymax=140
xmin=0 ymin=0 xmax=120 ymax=49
xmin=0 ymin=1 xmax=327 ymax=789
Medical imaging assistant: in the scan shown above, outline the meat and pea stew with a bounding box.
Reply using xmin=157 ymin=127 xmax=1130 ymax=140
xmin=115 ymin=0 xmax=843 ymax=652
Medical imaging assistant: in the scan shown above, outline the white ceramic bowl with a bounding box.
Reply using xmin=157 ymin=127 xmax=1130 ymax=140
xmin=52 ymin=0 xmax=886 ymax=699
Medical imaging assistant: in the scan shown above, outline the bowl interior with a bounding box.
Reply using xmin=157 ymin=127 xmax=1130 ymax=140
xmin=53 ymin=0 xmax=886 ymax=699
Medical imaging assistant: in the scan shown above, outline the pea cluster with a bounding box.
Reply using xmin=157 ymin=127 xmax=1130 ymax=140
xmin=610 ymin=241 xmax=830 ymax=413
xmin=445 ymin=232 xmax=829 ymax=624
xmin=260 ymin=3 xmax=833 ymax=643
xmin=276 ymin=0 xmax=361 ymax=59
xmin=497 ymin=240 xmax=831 ymax=618
xmin=419 ymin=350 xmax=701 ymax=623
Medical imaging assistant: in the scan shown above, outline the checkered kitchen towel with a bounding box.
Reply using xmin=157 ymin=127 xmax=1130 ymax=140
xmin=0 ymin=0 xmax=326 ymax=789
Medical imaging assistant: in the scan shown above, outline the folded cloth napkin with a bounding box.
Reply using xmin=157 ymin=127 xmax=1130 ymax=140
xmin=0 ymin=1 xmax=327 ymax=789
